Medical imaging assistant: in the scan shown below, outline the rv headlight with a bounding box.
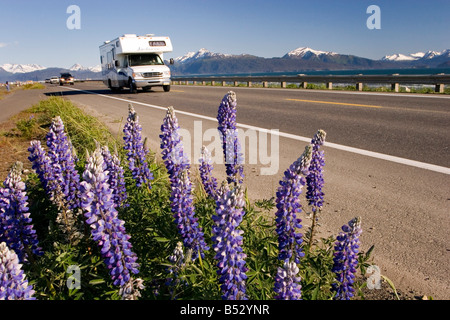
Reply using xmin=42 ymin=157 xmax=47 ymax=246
xmin=132 ymin=72 xmax=142 ymax=78
xmin=164 ymin=70 xmax=170 ymax=77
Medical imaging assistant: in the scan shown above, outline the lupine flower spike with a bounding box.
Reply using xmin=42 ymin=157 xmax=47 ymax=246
xmin=198 ymin=146 xmax=218 ymax=199
xmin=217 ymin=91 xmax=244 ymax=184
xmin=0 ymin=162 xmax=42 ymax=263
xmin=28 ymin=140 xmax=55 ymax=196
xmin=160 ymin=106 xmax=209 ymax=261
xmin=165 ymin=241 xmax=187 ymax=299
xmin=305 ymin=129 xmax=326 ymax=250
xmin=101 ymin=145 xmax=128 ymax=208
xmin=212 ymin=182 xmax=248 ymax=300
xmin=45 ymin=116 xmax=81 ymax=210
xmin=273 ymin=145 xmax=312 ymax=300
xmin=332 ymin=216 xmax=362 ymax=300
xmin=0 ymin=242 xmax=35 ymax=300
xmin=123 ymin=104 xmax=153 ymax=189
xmin=80 ymin=148 xmax=143 ymax=299
xmin=30 ymin=116 xmax=84 ymax=244
xmin=29 ymin=139 xmax=83 ymax=243
xmin=306 ymin=129 xmax=326 ymax=213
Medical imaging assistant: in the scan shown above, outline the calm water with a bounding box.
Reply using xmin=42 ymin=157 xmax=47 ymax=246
xmin=184 ymin=68 xmax=450 ymax=78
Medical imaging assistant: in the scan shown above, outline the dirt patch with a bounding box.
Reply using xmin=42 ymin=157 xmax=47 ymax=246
xmin=0 ymin=113 xmax=35 ymax=181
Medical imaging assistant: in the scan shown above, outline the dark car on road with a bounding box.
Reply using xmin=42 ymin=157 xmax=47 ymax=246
xmin=60 ymin=73 xmax=74 ymax=85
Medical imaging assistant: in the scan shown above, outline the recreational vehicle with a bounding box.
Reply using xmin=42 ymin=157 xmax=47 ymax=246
xmin=99 ymin=34 xmax=173 ymax=93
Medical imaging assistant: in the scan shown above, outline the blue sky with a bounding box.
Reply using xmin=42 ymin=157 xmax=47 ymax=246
xmin=0 ymin=0 xmax=449 ymax=68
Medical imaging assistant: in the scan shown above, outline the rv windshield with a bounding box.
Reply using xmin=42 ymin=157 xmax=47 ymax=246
xmin=128 ymin=54 xmax=164 ymax=66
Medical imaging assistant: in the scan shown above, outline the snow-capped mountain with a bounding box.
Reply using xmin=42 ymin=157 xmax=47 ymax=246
xmin=381 ymin=49 xmax=449 ymax=61
xmin=69 ymin=63 xmax=101 ymax=72
xmin=284 ymin=47 xmax=337 ymax=59
xmin=174 ymin=48 xmax=233 ymax=64
xmin=381 ymin=53 xmax=424 ymax=61
xmin=0 ymin=63 xmax=47 ymax=73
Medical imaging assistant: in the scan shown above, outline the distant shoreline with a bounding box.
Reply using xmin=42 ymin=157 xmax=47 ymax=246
xmin=173 ymin=67 xmax=450 ymax=78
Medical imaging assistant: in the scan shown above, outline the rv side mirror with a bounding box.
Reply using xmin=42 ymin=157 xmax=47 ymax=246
xmin=169 ymin=58 xmax=174 ymax=65
xmin=115 ymin=60 xmax=120 ymax=67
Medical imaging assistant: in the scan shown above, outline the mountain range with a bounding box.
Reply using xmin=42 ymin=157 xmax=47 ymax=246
xmin=169 ymin=47 xmax=450 ymax=75
xmin=1 ymin=47 xmax=449 ymax=82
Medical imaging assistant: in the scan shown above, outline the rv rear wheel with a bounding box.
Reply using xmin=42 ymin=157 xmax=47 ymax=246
xmin=163 ymin=85 xmax=170 ymax=92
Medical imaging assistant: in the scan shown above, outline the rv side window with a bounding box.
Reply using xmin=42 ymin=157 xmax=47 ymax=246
xmin=128 ymin=54 xmax=164 ymax=66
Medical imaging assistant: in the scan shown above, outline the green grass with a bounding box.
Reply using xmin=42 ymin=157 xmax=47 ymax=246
xmin=22 ymin=83 xmax=46 ymax=90
xmin=28 ymin=96 xmax=119 ymax=161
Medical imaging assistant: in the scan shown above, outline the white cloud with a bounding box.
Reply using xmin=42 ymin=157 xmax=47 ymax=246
xmin=0 ymin=41 xmax=18 ymax=48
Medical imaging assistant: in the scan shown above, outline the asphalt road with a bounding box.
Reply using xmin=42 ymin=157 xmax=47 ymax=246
xmin=45 ymin=82 xmax=450 ymax=299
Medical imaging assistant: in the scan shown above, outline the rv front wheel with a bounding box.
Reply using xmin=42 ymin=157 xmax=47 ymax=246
xmin=129 ymin=79 xmax=137 ymax=94
xmin=163 ymin=85 xmax=170 ymax=92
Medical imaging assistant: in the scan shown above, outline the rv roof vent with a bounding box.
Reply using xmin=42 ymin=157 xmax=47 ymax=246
xmin=123 ymin=34 xmax=137 ymax=37
xmin=145 ymin=34 xmax=155 ymax=37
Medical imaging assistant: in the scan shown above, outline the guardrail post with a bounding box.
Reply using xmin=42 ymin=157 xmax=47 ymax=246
xmin=202 ymin=81 xmax=206 ymax=86
xmin=234 ymin=81 xmax=238 ymax=87
xmin=301 ymin=82 xmax=307 ymax=89
xmin=435 ymin=84 xmax=444 ymax=93
xmin=326 ymin=82 xmax=333 ymax=90
xmin=248 ymin=81 xmax=252 ymax=87
xmin=211 ymin=81 xmax=215 ymax=86
xmin=222 ymin=81 xmax=226 ymax=87
xmin=391 ymin=83 xmax=399 ymax=92
xmin=263 ymin=81 xmax=268 ymax=88
xmin=356 ymin=82 xmax=363 ymax=91
xmin=281 ymin=81 xmax=286 ymax=88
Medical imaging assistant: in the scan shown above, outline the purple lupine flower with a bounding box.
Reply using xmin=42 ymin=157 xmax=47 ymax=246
xmin=29 ymin=120 xmax=83 ymax=244
xmin=217 ymin=91 xmax=244 ymax=184
xmin=28 ymin=140 xmax=55 ymax=196
xmin=80 ymin=148 xmax=142 ymax=296
xmin=332 ymin=216 xmax=362 ymax=300
xmin=273 ymin=145 xmax=312 ymax=300
xmin=46 ymin=116 xmax=80 ymax=210
xmin=119 ymin=277 xmax=145 ymax=300
xmin=160 ymin=107 xmax=209 ymax=261
xmin=123 ymin=104 xmax=153 ymax=188
xmin=101 ymin=146 xmax=128 ymax=208
xmin=0 ymin=242 xmax=35 ymax=300
xmin=198 ymin=146 xmax=218 ymax=199
xmin=165 ymin=241 xmax=187 ymax=299
xmin=273 ymin=261 xmax=302 ymax=300
xmin=0 ymin=162 xmax=42 ymax=263
xmin=212 ymin=182 xmax=248 ymax=300
xmin=306 ymin=129 xmax=326 ymax=213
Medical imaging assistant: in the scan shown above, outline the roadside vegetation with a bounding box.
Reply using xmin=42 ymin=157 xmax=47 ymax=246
xmin=0 ymin=82 xmax=45 ymax=101
xmin=1 ymin=95 xmax=412 ymax=300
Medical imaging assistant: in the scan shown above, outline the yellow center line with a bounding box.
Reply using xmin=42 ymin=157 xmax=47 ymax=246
xmin=285 ymin=98 xmax=384 ymax=109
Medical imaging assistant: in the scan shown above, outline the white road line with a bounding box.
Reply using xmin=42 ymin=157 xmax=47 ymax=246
xmin=62 ymin=86 xmax=450 ymax=175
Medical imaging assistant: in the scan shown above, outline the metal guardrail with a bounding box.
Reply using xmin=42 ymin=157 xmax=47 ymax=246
xmin=172 ymin=74 xmax=450 ymax=93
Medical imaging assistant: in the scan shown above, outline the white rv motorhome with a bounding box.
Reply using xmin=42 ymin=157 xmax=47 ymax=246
xmin=99 ymin=34 xmax=174 ymax=93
